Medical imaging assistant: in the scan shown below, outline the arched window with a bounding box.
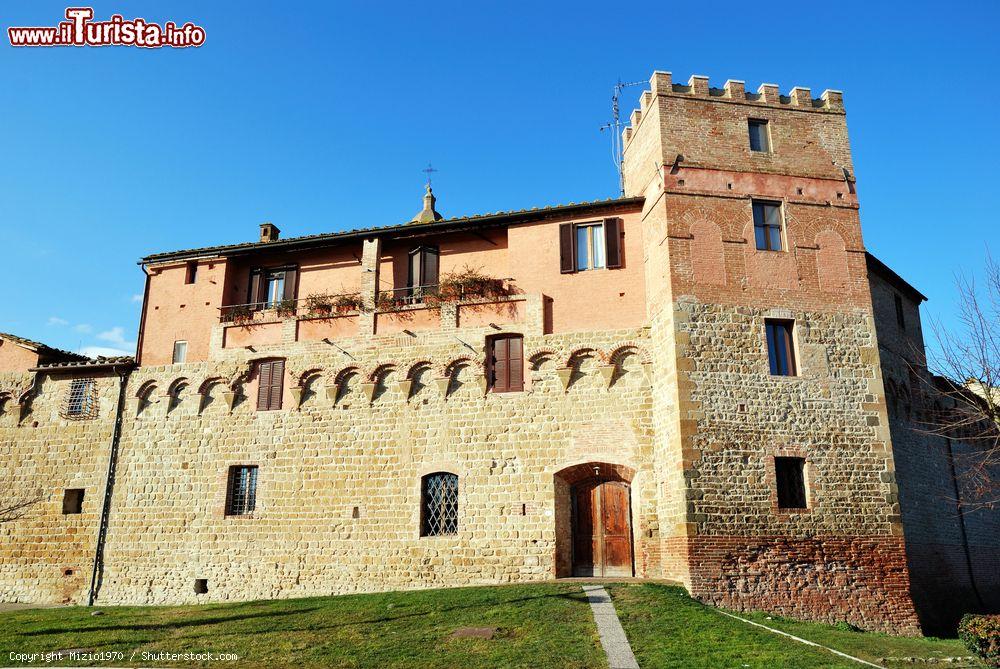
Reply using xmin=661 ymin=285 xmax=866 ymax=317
xmin=421 ymin=472 xmax=458 ymax=536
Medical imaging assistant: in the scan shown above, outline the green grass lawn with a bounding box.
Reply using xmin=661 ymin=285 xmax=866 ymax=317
xmin=0 ymin=584 xmax=606 ymax=669
xmin=0 ymin=582 xmax=981 ymax=668
xmin=606 ymin=583 xmax=979 ymax=669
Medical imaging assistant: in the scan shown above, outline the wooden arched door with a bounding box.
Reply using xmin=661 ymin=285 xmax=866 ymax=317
xmin=572 ymin=480 xmax=633 ymax=577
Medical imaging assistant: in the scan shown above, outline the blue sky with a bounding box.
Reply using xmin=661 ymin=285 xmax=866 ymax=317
xmin=1 ymin=0 xmax=997 ymax=357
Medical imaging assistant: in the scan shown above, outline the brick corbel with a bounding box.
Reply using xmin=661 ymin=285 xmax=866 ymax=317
xmin=434 ymin=377 xmax=451 ymax=398
xmin=556 ymin=367 xmax=574 ymax=392
xmin=288 ymin=386 xmax=304 ymax=409
xmin=324 ymin=385 xmax=339 ymax=404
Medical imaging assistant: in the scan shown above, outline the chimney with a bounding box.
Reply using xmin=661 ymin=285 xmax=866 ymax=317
xmin=259 ymin=222 xmax=280 ymax=243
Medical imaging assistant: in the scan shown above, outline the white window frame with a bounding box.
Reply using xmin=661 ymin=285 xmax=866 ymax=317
xmin=575 ymin=222 xmax=606 ymax=271
xmin=172 ymin=340 xmax=188 ymax=364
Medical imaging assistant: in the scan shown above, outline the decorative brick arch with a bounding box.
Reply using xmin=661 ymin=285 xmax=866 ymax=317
xmin=166 ymin=377 xmax=190 ymax=397
xmin=606 ymin=343 xmax=652 ymax=367
xmin=565 ymin=347 xmax=604 ymax=369
xmin=368 ymin=363 xmax=398 ymax=383
xmin=333 ymin=365 xmax=361 ymax=386
xmin=553 ymin=461 xmax=637 ymax=485
xmin=134 ymin=380 xmax=157 ymax=399
xmin=197 ymin=376 xmax=227 ymax=396
xmin=405 ymin=360 xmax=434 ymax=380
xmin=443 ymin=357 xmax=480 ymax=378
xmin=527 ymin=348 xmax=559 ymax=370
xmin=293 ymin=367 xmax=324 ymax=387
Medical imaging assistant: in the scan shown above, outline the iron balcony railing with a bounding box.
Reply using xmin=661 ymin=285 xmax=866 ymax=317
xmin=219 ymin=292 xmax=363 ymax=323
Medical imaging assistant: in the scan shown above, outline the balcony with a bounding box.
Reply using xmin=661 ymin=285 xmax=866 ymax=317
xmin=213 ymin=278 xmax=537 ymax=352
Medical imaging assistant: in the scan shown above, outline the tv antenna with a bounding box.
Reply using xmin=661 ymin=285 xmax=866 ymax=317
xmin=600 ymin=78 xmax=644 ymax=196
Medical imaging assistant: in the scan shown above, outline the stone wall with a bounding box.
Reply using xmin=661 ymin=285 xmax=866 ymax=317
xmin=0 ymin=370 xmax=122 ymax=604
xmin=869 ymin=267 xmax=1000 ymax=633
xmin=97 ymin=326 xmax=657 ymax=604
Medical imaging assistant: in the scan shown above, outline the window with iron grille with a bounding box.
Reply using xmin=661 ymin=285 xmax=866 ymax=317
xmin=225 ymin=465 xmax=258 ymax=516
xmin=775 ymin=457 xmax=808 ymax=509
xmin=421 ymin=472 xmax=458 ymax=536
xmin=63 ymin=378 xmax=97 ymax=419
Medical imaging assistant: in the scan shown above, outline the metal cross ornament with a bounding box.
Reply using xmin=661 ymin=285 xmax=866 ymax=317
xmin=422 ymin=163 xmax=438 ymax=188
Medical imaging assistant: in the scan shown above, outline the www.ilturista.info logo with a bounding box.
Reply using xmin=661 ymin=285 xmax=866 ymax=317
xmin=8 ymin=7 xmax=205 ymax=48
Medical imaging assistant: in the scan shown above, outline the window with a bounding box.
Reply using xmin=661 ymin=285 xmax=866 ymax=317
xmin=172 ymin=341 xmax=187 ymax=364
xmin=765 ymin=320 xmax=796 ymax=376
xmin=487 ymin=334 xmax=524 ymax=393
xmin=225 ymin=465 xmax=258 ymax=516
xmin=184 ymin=261 xmax=198 ymax=284
xmin=407 ymin=246 xmax=439 ymax=302
xmin=748 ymin=119 xmax=770 ymax=153
xmin=64 ymin=378 xmax=96 ymax=418
xmin=256 ymin=359 xmax=284 ymax=411
xmin=894 ymin=294 xmax=906 ymax=331
xmin=421 ymin=472 xmax=458 ymax=536
xmin=753 ymin=201 xmax=783 ymax=251
xmin=248 ymin=266 xmax=297 ymax=310
xmin=194 ymin=579 xmax=208 ymax=594
xmin=560 ymin=218 xmax=622 ymax=273
xmin=775 ymin=457 xmax=807 ymax=509
xmin=62 ymin=489 xmax=84 ymax=514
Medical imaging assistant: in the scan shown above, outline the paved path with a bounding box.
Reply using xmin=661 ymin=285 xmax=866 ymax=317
xmin=582 ymin=585 xmax=639 ymax=669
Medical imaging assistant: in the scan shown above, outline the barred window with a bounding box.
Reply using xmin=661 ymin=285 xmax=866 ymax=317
xmin=421 ymin=472 xmax=458 ymax=536
xmin=225 ymin=465 xmax=258 ymax=516
xmin=63 ymin=378 xmax=97 ymax=419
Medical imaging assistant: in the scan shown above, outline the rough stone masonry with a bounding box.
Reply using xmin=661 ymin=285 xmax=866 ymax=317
xmin=0 ymin=70 xmax=996 ymax=636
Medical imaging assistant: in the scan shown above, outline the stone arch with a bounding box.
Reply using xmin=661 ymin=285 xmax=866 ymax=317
xmin=368 ymin=363 xmax=397 ymax=383
xmin=333 ymin=366 xmax=361 ymax=404
xmin=406 ymin=360 xmax=434 ymax=380
xmin=166 ymin=377 xmax=190 ymax=413
xmin=405 ymin=361 xmax=434 ymax=398
xmin=296 ymin=367 xmax=324 ymax=387
xmin=443 ymin=357 xmax=477 ymax=378
xmin=607 ymin=343 xmax=651 ymax=366
xmin=136 ymin=380 xmax=158 ymax=399
xmin=552 ymin=461 xmax=638 ymax=578
xmin=333 ymin=365 xmax=361 ymax=386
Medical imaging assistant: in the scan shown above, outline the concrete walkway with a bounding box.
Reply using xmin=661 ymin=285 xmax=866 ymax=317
xmin=582 ymin=585 xmax=639 ymax=669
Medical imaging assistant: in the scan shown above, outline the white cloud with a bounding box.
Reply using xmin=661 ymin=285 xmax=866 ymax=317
xmin=78 ymin=345 xmax=132 ymax=358
xmin=130 ymin=293 xmax=144 ymax=303
xmin=47 ymin=316 xmax=69 ymax=326
xmin=73 ymin=323 xmax=93 ymax=334
xmin=97 ymin=326 xmax=131 ymax=346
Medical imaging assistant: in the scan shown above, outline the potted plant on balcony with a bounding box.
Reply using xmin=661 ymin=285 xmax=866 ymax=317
xmin=224 ymin=304 xmax=255 ymax=325
xmin=275 ymin=298 xmax=297 ymax=318
xmin=305 ymin=292 xmax=335 ymax=316
xmin=439 ymin=266 xmax=511 ymax=302
xmin=334 ymin=294 xmax=363 ymax=314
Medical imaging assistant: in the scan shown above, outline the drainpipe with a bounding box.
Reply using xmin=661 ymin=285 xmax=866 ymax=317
xmin=945 ymin=436 xmax=985 ymax=609
xmin=87 ymin=363 xmax=132 ymax=606
xmin=134 ymin=268 xmax=151 ymax=367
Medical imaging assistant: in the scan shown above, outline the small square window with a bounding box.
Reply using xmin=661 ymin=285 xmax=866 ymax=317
xmin=748 ymin=119 xmax=770 ymax=153
xmin=775 ymin=457 xmax=807 ymax=509
xmin=185 ymin=261 xmax=198 ymax=284
xmin=172 ymin=341 xmax=188 ymax=364
xmin=62 ymin=489 xmax=84 ymax=514
xmin=765 ymin=319 xmax=797 ymax=376
xmin=194 ymin=578 xmax=208 ymax=594
xmin=753 ymin=201 xmax=784 ymax=251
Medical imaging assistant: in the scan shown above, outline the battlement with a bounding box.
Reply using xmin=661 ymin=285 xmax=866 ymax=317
xmin=622 ymin=71 xmax=844 ymax=146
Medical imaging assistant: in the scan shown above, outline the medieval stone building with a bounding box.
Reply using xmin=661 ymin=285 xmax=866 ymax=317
xmin=1 ymin=71 xmax=996 ymax=635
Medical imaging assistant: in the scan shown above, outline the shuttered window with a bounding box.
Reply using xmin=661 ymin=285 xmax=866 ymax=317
xmin=407 ymin=246 xmax=439 ymax=302
xmin=765 ymin=320 xmax=796 ymax=376
xmin=225 ymin=465 xmax=258 ymax=516
xmin=248 ymin=265 xmax=298 ymax=310
xmin=488 ymin=334 xmax=524 ymax=393
xmin=256 ymin=359 xmax=285 ymax=411
xmin=559 ymin=218 xmax=622 ymax=273
xmin=775 ymin=457 xmax=807 ymax=509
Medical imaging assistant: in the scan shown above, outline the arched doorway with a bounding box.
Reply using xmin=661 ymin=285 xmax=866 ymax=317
xmin=553 ymin=462 xmax=635 ymax=578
